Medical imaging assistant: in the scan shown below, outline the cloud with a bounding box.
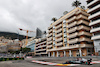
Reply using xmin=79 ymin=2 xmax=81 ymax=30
xmin=0 ymin=0 xmax=87 ymax=37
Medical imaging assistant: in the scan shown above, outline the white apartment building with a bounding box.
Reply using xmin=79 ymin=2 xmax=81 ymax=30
xmin=35 ymin=38 xmax=47 ymax=56
xmin=87 ymin=0 xmax=100 ymax=55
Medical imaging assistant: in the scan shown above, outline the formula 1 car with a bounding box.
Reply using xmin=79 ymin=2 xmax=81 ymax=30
xmin=63 ymin=58 xmax=92 ymax=65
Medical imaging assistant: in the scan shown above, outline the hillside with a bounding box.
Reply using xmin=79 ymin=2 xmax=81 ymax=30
xmin=0 ymin=32 xmax=31 ymax=40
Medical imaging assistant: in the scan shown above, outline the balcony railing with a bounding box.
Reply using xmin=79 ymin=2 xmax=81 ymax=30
xmin=67 ymin=32 xmax=78 ymax=39
xmin=78 ymin=25 xmax=90 ymax=31
xmin=55 ymin=33 xmax=62 ymax=37
xmin=91 ymin=34 xmax=100 ymax=40
xmin=35 ymin=49 xmax=46 ymax=52
xmin=77 ymin=20 xmax=89 ymax=26
xmin=89 ymin=19 xmax=100 ymax=26
xmin=87 ymin=0 xmax=99 ymax=8
xmin=66 ymin=16 xmax=76 ymax=23
xmin=79 ymin=31 xmax=92 ymax=36
xmin=55 ymin=24 xmax=62 ymax=29
xmin=88 ymin=11 xmax=100 ymax=20
xmin=36 ymin=45 xmax=46 ymax=49
xmin=47 ymin=45 xmax=52 ymax=48
xmin=55 ymin=42 xmax=63 ymax=46
xmin=77 ymin=10 xmax=89 ymax=16
xmin=48 ymin=33 xmax=52 ymax=37
xmin=47 ymin=41 xmax=52 ymax=45
xmin=67 ymin=21 xmax=77 ymax=28
xmin=55 ymin=37 xmax=63 ymax=42
xmin=47 ymin=37 xmax=52 ymax=41
xmin=55 ymin=28 xmax=62 ymax=33
xmin=90 ymin=27 xmax=100 ymax=33
xmin=67 ymin=27 xmax=77 ymax=33
xmin=77 ymin=15 xmax=88 ymax=20
xmin=88 ymin=4 xmax=100 ymax=13
xmin=68 ymin=38 xmax=78 ymax=44
xmin=79 ymin=38 xmax=92 ymax=42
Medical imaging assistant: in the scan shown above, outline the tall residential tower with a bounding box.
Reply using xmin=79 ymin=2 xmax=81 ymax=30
xmin=87 ymin=0 xmax=100 ymax=55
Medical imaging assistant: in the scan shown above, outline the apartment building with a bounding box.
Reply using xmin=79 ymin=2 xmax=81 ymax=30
xmin=87 ymin=0 xmax=100 ymax=55
xmin=47 ymin=7 xmax=93 ymax=57
xmin=35 ymin=38 xmax=47 ymax=56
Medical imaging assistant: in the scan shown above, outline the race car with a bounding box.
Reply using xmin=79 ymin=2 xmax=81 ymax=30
xmin=63 ymin=58 xmax=92 ymax=65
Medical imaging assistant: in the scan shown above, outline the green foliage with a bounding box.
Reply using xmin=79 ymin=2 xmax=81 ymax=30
xmin=72 ymin=0 xmax=81 ymax=7
xmin=51 ymin=17 xmax=57 ymax=22
xmin=21 ymin=47 xmax=31 ymax=53
xmin=80 ymin=6 xmax=85 ymax=10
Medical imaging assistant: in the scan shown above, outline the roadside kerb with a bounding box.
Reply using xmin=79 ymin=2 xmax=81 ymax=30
xmin=32 ymin=60 xmax=80 ymax=66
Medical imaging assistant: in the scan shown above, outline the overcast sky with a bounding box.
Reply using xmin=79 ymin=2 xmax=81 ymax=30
xmin=0 ymin=0 xmax=87 ymax=37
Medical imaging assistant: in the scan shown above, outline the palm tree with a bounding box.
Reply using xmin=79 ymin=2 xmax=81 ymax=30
xmin=72 ymin=0 xmax=81 ymax=7
xmin=51 ymin=17 xmax=57 ymax=22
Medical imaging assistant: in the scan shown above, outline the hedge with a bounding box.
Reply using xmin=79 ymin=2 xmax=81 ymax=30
xmin=0 ymin=58 xmax=24 ymax=61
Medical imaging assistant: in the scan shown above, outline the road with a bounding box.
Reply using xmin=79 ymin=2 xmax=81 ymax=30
xmin=0 ymin=60 xmax=100 ymax=67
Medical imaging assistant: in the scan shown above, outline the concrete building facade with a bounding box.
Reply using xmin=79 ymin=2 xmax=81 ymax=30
xmin=35 ymin=38 xmax=47 ymax=56
xmin=87 ymin=0 xmax=100 ymax=55
xmin=47 ymin=7 xmax=94 ymax=57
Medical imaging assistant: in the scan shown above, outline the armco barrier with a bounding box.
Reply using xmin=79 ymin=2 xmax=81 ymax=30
xmin=0 ymin=58 xmax=24 ymax=61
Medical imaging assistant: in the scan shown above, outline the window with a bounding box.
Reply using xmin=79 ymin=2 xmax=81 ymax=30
xmin=63 ymin=20 xmax=66 ymax=23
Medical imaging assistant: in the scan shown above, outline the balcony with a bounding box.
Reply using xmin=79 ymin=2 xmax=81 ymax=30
xmin=55 ymin=28 xmax=62 ymax=33
xmin=47 ymin=45 xmax=52 ymax=48
xmin=48 ymin=33 xmax=52 ymax=37
xmin=47 ymin=37 xmax=52 ymax=41
xmin=88 ymin=11 xmax=100 ymax=20
xmin=35 ymin=49 xmax=46 ymax=52
xmin=67 ymin=32 xmax=78 ymax=39
xmin=77 ymin=10 xmax=89 ymax=17
xmin=79 ymin=31 xmax=92 ymax=36
xmin=36 ymin=45 xmax=46 ymax=49
xmin=48 ymin=26 xmax=52 ymax=30
xmin=87 ymin=0 xmax=99 ymax=8
xmin=79 ymin=38 xmax=92 ymax=42
xmin=68 ymin=38 xmax=78 ymax=44
xmin=47 ymin=41 xmax=52 ymax=45
xmin=66 ymin=16 xmax=76 ymax=23
xmin=77 ymin=15 xmax=88 ymax=20
xmin=66 ymin=11 xmax=76 ymax=19
xmin=67 ymin=27 xmax=77 ymax=33
xmin=36 ymin=52 xmax=47 ymax=55
xmin=91 ymin=35 xmax=100 ymax=40
xmin=67 ymin=21 xmax=77 ymax=28
xmin=80 ymin=44 xmax=93 ymax=48
xmin=55 ymin=42 xmax=63 ymax=46
xmin=87 ymin=4 xmax=100 ymax=13
xmin=55 ymin=24 xmax=62 ymax=29
xmin=78 ymin=25 xmax=90 ymax=31
xmin=55 ymin=37 xmax=63 ymax=42
xmin=77 ymin=20 xmax=89 ymax=26
xmin=89 ymin=19 xmax=100 ymax=26
xmin=48 ymin=29 xmax=52 ymax=33
xmin=55 ymin=33 xmax=62 ymax=37
xmin=90 ymin=27 xmax=100 ymax=33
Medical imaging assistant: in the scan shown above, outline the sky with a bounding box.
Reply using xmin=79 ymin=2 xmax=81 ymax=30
xmin=0 ymin=0 xmax=87 ymax=37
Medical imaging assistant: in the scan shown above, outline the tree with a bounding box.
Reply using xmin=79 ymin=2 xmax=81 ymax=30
xmin=80 ymin=6 xmax=85 ymax=10
xmin=72 ymin=0 xmax=81 ymax=7
xmin=43 ymin=31 xmax=47 ymax=37
xmin=63 ymin=11 xmax=68 ymax=15
xmin=21 ymin=47 xmax=31 ymax=53
xmin=51 ymin=17 xmax=57 ymax=22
